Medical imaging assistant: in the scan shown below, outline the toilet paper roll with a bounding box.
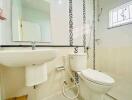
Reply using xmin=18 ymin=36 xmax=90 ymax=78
xmin=25 ymin=64 xmax=47 ymax=87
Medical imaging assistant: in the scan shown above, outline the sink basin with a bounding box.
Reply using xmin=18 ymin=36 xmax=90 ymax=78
xmin=0 ymin=49 xmax=57 ymax=67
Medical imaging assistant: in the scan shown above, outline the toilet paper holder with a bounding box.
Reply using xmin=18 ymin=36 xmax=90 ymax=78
xmin=56 ymin=66 xmax=65 ymax=71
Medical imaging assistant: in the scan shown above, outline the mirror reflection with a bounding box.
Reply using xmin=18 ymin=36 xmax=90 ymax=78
xmin=12 ymin=0 xmax=51 ymax=42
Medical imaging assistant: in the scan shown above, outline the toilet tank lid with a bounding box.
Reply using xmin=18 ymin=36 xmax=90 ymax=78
xmin=81 ymin=69 xmax=115 ymax=85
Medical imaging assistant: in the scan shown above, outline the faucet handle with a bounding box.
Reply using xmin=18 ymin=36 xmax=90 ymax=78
xmin=31 ymin=41 xmax=36 ymax=50
xmin=31 ymin=41 xmax=37 ymax=44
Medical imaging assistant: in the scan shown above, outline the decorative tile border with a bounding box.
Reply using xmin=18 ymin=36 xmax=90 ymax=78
xmin=83 ymin=0 xmax=86 ymax=51
xmin=69 ymin=0 xmax=73 ymax=46
xmin=69 ymin=0 xmax=86 ymax=47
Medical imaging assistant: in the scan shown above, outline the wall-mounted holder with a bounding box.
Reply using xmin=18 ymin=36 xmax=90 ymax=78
xmin=97 ymin=8 xmax=103 ymax=22
xmin=95 ymin=38 xmax=102 ymax=45
xmin=56 ymin=66 xmax=65 ymax=71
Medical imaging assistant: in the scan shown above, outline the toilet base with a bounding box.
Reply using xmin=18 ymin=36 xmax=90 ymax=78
xmin=79 ymin=79 xmax=105 ymax=100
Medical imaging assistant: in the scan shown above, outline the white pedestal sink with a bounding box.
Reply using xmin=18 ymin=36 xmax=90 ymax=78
xmin=0 ymin=49 xmax=57 ymax=86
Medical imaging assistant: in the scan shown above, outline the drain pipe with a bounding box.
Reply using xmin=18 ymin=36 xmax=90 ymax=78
xmin=93 ymin=0 xmax=96 ymax=70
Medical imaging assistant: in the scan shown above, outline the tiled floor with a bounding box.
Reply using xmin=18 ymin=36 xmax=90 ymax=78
xmin=104 ymin=95 xmax=116 ymax=100
xmin=44 ymin=90 xmax=79 ymax=100
xmin=44 ymin=94 xmax=115 ymax=100
xmin=45 ymin=95 xmax=79 ymax=100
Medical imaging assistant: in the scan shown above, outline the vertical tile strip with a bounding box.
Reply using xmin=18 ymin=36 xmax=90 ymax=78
xmin=69 ymin=0 xmax=87 ymax=49
xmin=93 ymin=0 xmax=96 ymax=69
xmin=69 ymin=0 xmax=73 ymax=46
xmin=83 ymin=0 xmax=86 ymax=52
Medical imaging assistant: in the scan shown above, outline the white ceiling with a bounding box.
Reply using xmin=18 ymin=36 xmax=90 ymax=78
xmin=22 ymin=0 xmax=50 ymax=13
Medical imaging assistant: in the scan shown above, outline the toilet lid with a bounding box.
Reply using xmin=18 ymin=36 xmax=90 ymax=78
xmin=81 ymin=69 xmax=115 ymax=85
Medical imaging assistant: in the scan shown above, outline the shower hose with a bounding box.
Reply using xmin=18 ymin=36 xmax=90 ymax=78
xmin=62 ymin=68 xmax=79 ymax=99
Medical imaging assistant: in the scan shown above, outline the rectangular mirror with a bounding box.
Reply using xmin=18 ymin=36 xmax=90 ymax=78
xmin=12 ymin=0 xmax=51 ymax=42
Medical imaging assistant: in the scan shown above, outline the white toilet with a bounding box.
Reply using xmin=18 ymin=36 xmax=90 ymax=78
xmin=69 ymin=54 xmax=115 ymax=100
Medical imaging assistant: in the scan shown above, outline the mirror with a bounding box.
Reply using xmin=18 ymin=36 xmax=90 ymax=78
xmin=12 ymin=0 xmax=51 ymax=42
xmin=10 ymin=0 xmax=91 ymax=46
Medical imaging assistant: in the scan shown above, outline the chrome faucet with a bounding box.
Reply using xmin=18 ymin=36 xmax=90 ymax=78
xmin=31 ymin=41 xmax=36 ymax=50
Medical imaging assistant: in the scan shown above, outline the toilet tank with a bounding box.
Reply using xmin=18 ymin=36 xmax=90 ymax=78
xmin=69 ymin=54 xmax=87 ymax=72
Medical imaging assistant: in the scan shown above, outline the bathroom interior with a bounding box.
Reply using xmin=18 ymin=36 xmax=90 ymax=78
xmin=0 ymin=0 xmax=132 ymax=100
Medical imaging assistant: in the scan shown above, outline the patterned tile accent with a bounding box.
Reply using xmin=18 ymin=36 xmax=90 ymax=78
xmin=69 ymin=0 xmax=73 ymax=46
xmin=83 ymin=0 xmax=86 ymax=49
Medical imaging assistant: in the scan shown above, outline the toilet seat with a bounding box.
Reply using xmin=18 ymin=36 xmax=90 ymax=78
xmin=81 ymin=69 xmax=115 ymax=86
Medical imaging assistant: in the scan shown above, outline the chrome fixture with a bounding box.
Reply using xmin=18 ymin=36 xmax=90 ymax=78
xmin=56 ymin=66 xmax=65 ymax=71
xmin=74 ymin=72 xmax=79 ymax=84
xmin=97 ymin=8 xmax=103 ymax=22
xmin=31 ymin=41 xmax=36 ymax=50
xmin=74 ymin=47 xmax=78 ymax=54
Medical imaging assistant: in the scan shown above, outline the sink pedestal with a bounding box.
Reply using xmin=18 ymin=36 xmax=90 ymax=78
xmin=25 ymin=64 xmax=48 ymax=86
